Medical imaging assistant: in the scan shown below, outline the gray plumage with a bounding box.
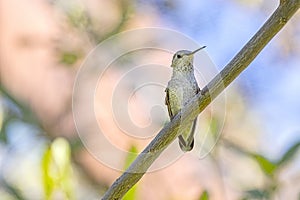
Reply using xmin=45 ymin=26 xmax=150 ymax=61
xmin=165 ymin=47 xmax=205 ymax=152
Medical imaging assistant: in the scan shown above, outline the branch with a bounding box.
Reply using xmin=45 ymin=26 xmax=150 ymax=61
xmin=102 ymin=1 xmax=300 ymax=199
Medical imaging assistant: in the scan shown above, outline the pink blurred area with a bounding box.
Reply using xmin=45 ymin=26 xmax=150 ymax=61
xmin=0 ymin=0 xmax=74 ymax=134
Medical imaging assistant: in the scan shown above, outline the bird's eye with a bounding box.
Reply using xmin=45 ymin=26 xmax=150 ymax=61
xmin=176 ymin=54 xmax=182 ymax=59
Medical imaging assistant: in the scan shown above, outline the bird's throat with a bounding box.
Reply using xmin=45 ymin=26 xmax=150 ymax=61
xmin=172 ymin=64 xmax=194 ymax=77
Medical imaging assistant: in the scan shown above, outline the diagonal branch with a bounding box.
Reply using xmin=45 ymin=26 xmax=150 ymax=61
xmin=102 ymin=0 xmax=300 ymax=199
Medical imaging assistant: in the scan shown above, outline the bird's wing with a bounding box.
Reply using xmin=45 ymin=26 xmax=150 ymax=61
xmin=178 ymin=86 xmax=200 ymax=151
xmin=165 ymin=87 xmax=174 ymax=119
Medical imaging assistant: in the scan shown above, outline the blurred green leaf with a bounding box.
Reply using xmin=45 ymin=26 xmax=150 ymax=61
xmin=124 ymin=145 xmax=138 ymax=170
xmin=244 ymin=189 xmax=269 ymax=199
xmin=199 ymin=190 xmax=209 ymax=200
xmin=67 ymin=5 xmax=89 ymax=29
xmin=0 ymin=101 xmax=3 ymax=131
xmin=0 ymin=85 xmax=43 ymax=131
xmin=0 ymin=177 xmax=26 ymax=200
xmin=123 ymin=145 xmax=138 ymax=200
xmin=42 ymin=138 xmax=74 ymax=200
xmin=60 ymin=52 xmax=78 ymax=65
xmin=0 ymin=116 xmax=9 ymax=143
xmin=277 ymin=141 xmax=300 ymax=167
xmin=251 ymin=154 xmax=277 ymax=177
xmin=210 ymin=116 xmax=220 ymax=139
xmin=42 ymin=146 xmax=55 ymax=200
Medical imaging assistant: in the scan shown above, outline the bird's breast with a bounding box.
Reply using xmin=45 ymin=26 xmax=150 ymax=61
xmin=167 ymin=76 xmax=198 ymax=107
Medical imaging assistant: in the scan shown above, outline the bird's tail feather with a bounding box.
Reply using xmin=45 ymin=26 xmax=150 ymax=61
xmin=178 ymin=118 xmax=197 ymax=152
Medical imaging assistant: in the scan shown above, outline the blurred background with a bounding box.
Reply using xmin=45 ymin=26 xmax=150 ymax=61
xmin=0 ymin=0 xmax=300 ymax=199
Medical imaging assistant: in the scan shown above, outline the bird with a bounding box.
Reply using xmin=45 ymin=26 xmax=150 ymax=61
xmin=165 ymin=46 xmax=206 ymax=152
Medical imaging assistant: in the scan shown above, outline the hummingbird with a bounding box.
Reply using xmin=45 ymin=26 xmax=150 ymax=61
xmin=165 ymin=46 xmax=206 ymax=152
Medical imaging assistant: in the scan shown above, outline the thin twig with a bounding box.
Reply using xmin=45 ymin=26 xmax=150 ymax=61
xmin=102 ymin=1 xmax=300 ymax=199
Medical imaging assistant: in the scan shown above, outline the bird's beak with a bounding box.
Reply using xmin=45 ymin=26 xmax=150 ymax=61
xmin=188 ymin=46 xmax=206 ymax=55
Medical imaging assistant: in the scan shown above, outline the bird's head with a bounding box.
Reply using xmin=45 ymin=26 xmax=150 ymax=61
xmin=171 ymin=46 xmax=206 ymax=68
